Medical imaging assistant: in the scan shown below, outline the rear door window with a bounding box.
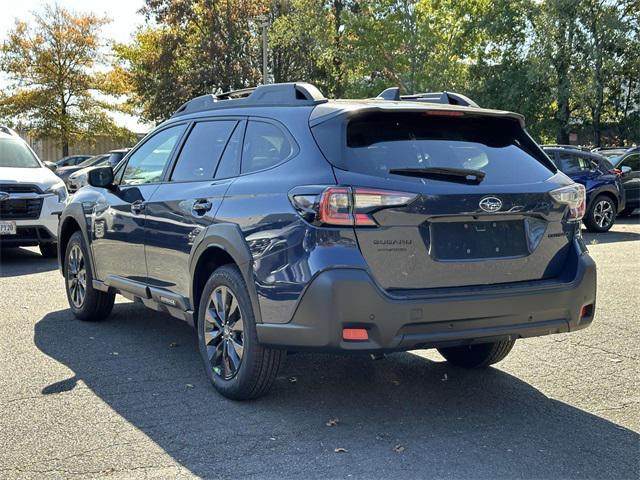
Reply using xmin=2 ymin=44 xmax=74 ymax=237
xmin=241 ymin=121 xmax=293 ymax=174
xmin=312 ymin=111 xmax=554 ymax=185
xmin=557 ymin=152 xmax=590 ymax=173
xmin=171 ymin=120 xmax=237 ymax=182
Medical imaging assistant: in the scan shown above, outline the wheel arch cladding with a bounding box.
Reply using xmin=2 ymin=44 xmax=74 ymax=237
xmin=58 ymin=205 xmax=90 ymax=274
xmin=189 ymin=223 xmax=262 ymax=324
xmin=593 ymin=189 xmax=618 ymax=209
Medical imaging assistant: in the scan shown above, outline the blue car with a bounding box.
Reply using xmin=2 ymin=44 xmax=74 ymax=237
xmin=57 ymin=83 xmax=597 ymax=399
xmin=543 ymin=147 xmax=625 ymax=232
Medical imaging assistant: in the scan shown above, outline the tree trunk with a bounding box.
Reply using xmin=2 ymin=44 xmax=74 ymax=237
xmin=62 ymin=140 xmax=69 ymax=157
xmin=555 ymin=13 xmax=575 ymax=145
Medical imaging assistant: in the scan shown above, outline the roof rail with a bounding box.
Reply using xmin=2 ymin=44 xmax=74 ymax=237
xmin=541 ymin=144 xmax=591 ymax=152
xmin=171 ymin=82 xmax=328 ymax=118
xmin=375 ymin=87 xmax=479 ymax=108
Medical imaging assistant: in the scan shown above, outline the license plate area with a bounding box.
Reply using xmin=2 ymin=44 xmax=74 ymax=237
xmin=0 ymin=221 xmax=17 ymax=235
xmin=430 ymin=220 xmax=528 ymax=260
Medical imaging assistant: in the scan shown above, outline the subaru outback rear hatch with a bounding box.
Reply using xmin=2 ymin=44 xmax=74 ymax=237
xmin=310 ymin=105 xmax=581 ymax=290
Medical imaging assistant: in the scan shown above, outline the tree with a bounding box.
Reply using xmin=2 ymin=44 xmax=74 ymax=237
xmin=0 ymin=5 xmax=132 ymax=156
xmin=117 ymin=0 xmax=270 ymax=123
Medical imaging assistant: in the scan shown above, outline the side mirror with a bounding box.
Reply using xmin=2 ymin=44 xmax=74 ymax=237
xmin=45 ymin=161 xmax=57 ymax=172
xmin=620 ymin=166 xmax=632 ymax=175
xmin=87 ymin=166 xmax=115 ymax=188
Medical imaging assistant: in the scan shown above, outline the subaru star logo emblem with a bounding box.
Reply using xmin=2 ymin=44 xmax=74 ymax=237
xmin=0 ymin=192 xmax=9 ymax=202
xmin=479 ymin=196 xmax=502 ymax=213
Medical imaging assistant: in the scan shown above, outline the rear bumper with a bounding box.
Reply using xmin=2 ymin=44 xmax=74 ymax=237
xmin=256 ymin=246 xmax=597 ymax=352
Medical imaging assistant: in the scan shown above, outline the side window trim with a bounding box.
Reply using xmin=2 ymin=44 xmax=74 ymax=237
xmin=163 ymin=116 xmax=246 ymax=183
xmin=239 ymin=116 xmax=299 ymax=176
xmin=213 ymin=119 xmax=247 ymax=180
xmin=116 ymin=122 xmax=189 ymax=186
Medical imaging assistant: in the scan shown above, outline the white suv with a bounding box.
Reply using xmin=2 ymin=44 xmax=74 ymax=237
xmin=0 ymin=128 xmax=67 ymax=257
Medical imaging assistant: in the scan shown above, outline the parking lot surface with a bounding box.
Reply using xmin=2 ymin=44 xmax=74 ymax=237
xmin=0 ymin=218 xmax=638 ymax=479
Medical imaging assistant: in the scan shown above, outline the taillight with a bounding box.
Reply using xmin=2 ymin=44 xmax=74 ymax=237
xmin=296 ymin=186 xmax=417 ymax=227
xmin=550 ymin=183 xmax=586 ymax=222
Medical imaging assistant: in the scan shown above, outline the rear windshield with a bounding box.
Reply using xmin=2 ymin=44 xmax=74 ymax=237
xmin=312 ymin=111 xmax=555 ymax=185
xmin=0 ymin=138 xmax=40 ymax=168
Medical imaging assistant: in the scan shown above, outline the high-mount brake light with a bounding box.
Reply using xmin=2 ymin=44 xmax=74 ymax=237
xmin=317 ymin=187 xmax=417 ymax=226
xmin=550 ymin=183 xmax=586 ymax=222
xmin=423 ymin=110 xmax=465 ymax=117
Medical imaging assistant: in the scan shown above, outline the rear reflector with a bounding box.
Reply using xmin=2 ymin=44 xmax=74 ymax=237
xmin=342 ymin=328 xmax=369 ymax=341
xmin=580 ymin=304 xmax=594 ymax=319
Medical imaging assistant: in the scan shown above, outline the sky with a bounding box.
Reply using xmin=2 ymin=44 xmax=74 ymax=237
xmin=0 ymin=0 xmax=148 ymax=132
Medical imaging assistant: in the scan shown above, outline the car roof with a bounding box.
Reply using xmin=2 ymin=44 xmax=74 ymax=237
xmin=167 ymin=82 xmax=526 ymax=127
xmin=307 ymin=99 xmax=526 ymax=127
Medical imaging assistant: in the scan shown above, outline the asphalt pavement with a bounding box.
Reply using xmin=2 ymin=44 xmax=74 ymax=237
xmin=0 ymin=218 xmax=638 ymax=479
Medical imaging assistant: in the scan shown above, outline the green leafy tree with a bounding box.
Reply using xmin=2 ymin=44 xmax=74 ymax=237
xmin=0 ymin=5 xmax=133 ymax=156
xmin=116 ymin=0 xmax=270 ymax=123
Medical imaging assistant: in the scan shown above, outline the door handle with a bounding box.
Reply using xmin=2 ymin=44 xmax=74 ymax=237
xmin=192 ymin=199 xmax=213 ymax=215
xmin=131 ymin=200 xmax=146 ymax=215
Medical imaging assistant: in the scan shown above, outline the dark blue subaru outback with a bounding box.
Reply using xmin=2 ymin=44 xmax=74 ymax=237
xmin=57 ymin=83 xmax=596 ymax=400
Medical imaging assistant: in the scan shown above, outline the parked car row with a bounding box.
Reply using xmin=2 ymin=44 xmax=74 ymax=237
xmin=0 ymin=127 xmax=131 ymax=256
xmin=0 ymin=127 xmax=68 ymax=257
xmin=0 ymin=89 xmax=635 ymax=399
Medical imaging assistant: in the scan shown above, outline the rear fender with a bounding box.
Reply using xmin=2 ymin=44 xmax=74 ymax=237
xmin=189 ymin=223 xmax=262 ymax=323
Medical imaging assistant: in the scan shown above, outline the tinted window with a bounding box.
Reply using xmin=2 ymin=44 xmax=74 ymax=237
xmin=621 ymin=154 xmax=640 ymax=171
xmin=241 ymin=121 xmax=292 ymax=174
xmin=0 ymin=138 xmax=40 ymax=168
xmin=312 ymin=112 xmax=554 ymax=185
xmin=171 ymin=121 xmax=236 ymax=182
xmin=557 ymin=152 xmax=591 ymax=173
xmin=120 ymin=126 xmax=185 ymax=185
xmin=215 ymin=122 xmax=244 ymax=179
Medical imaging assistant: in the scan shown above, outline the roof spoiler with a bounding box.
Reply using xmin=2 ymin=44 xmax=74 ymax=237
xmin=375 ymin=87 xmax=479 ymax=108
xmin=171 ymin=82 xmax=328 ymax=118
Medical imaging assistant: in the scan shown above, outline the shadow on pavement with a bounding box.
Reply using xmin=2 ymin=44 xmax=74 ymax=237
xmin=35 ymin=304 xmax=638 ymax=479
xmin=0 ymin=247 xmax=58 ymax=278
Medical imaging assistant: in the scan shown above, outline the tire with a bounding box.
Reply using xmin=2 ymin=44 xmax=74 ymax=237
xmin=197 ymin=264 xmax=285 ymax=400
xmin=437 ymin=339 xmax=516 ymax=368
xmin=39 ymin=243 xmax=58 ymax=258
xmin=64 ymin=231 xmax=115 ymax=321
xmin=583 ymin=195 xmax=616 ymax=232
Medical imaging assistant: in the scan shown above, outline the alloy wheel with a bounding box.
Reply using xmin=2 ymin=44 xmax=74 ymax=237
xmin=203 ymin=286 xmax=244 ymax=380
xmin=593 ymin=200 xmax=614 ymax=229
xmin=67 ymin=244 xmax=87 ymax=308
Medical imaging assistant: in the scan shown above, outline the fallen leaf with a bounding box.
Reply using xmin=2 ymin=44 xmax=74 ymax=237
xmin=393 ymin=444 xmax=405 ymax=453
xmin=288 ymin=376 xmax=298 ymax=383
xmin=391 ymin=380 xmax=400 ymax=386
xmin=111 ymin=352 xmax=119 ymax=356
xmin=269 ymin=437 xmax=276 ymax=441
xmin=334 ymin=447 xmax=348 ymax=453
xmin=169 ymin=342 xmax=179 ymax=348
xmin=325 ymin=418 xmax=339 ymax=427
xmin=186 ymin=384 xmax=194 ymax=388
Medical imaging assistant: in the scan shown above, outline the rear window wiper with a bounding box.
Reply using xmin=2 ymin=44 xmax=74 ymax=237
xmin=388 ymin=167 xmax=485 ymax=184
